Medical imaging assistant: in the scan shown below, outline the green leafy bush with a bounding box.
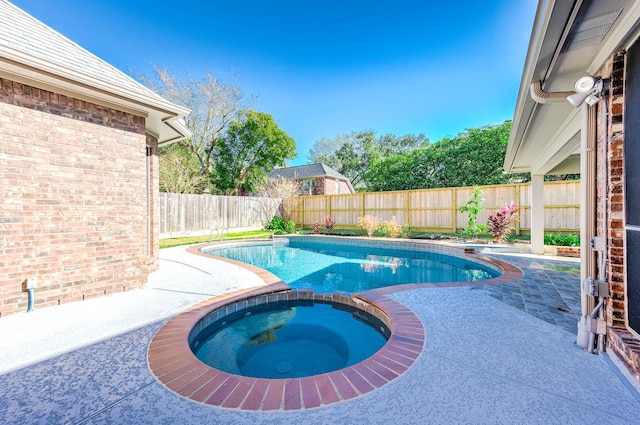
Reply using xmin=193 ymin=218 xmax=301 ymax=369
xmin=544 ymin=233 xmax=580 ymax=247
xmin=266 ymin=216 xmax=296 ymax=234
xmin=284 ymin=220 xmax=296 ymax=234
xmin=459 ymin=188 xmax=488 ymax=239
xmin=376 ymin=216 xmax=404 ymax=238
xmin=266 ymin=216 xmax=285 ymax=231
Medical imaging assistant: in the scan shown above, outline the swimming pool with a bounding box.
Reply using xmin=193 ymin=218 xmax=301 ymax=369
xmin=202 ymin=236 xmax=500 ymax=293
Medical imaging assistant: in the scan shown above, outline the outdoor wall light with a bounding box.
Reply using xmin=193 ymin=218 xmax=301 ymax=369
xmin=567 ymin=75 xmax=602 ymax=107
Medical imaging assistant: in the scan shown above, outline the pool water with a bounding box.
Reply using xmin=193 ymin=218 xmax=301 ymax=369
xmin=205 ymin=239 xmax=498 ymax=293
xmin=191 ymin=301 xmax=389 ymax=379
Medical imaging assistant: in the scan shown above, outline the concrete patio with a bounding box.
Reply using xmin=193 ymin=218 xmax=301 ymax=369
xmin=1 ymin=244 xmax=639 ymax=424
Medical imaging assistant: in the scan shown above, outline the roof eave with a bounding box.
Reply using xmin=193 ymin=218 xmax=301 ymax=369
xmin=0 ymin=47 xmax=191 ymax=144
xmin=505 ymin=0 xmax=565 ymax=173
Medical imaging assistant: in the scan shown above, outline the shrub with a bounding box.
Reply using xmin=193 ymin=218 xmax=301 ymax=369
xmin=265 ymin=216 xmax=285 ymax=232
xmin=312 ymin=221 xmax=322 ymax=234
xmin=376 ymin=216 xmax=404 ymax=238
xmin=544 ymin=233 xmax=580 ymax=247
xmin=487 ymin=201 xmax=519 ymax=242
xmin=459 ymin=188 xmax=487 ymax=239
xmin=284 ymin=220 xmax=296 ymax=234
xmin=324 ymin=216 xmax=335 ymax=231
xmin=358 ymin=215 xmax=381 ymax=237
xmin=401 ymin=223 xmax=411 ymax=238
xmin=265 ymin=216 xmax=296 ymax=234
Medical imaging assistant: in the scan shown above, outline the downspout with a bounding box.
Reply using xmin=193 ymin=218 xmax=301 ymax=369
xmin=529 ymin=81 xmax=574 ymax=103
xmin=585 ymin=80 xmax=611 ymax=354
xmin=577 ymin=103 xmax=597 ymax=349
xmin=146 ymin=147 xmax=151 ymax=258
xmin=595 ymin=84 xmax=610 ymax=353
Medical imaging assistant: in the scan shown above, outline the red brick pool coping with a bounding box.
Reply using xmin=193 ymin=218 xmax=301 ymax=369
xmin=147 ymin=239 xmax=523 ymax=411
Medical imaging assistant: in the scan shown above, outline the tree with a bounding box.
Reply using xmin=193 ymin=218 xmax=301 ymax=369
xmin=364 ymin=148 xmax=441 ymax=191
xmin=254 ymin=177 xmax=302 ymax=224
xmin=137 ymin=65 xmax=248 ymax=181
xmin=213 ymin=110 xmax=296 ymax=194
xmin=307 ymin=130 xmax=428 ymax=190
xmin=158 ymin=144 xmax=208 ymax=194
xmin=365 ymin=122 xmax=530 ymax=191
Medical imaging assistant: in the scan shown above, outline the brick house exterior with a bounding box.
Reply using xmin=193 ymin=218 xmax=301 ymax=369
xmin=506 ymin=1 xmax=640 ymax=383
xmin=0 ymin=1 xmax=190 ymax=316
xmin=266 ymin=163 xmax=355 ymax=195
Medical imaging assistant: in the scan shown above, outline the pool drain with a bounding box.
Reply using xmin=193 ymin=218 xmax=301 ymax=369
xmin=276 ymin=361 xmax=292 ymax=374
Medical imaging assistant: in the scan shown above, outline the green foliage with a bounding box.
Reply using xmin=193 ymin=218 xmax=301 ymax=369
xmin=459 ymin=188 xmax=488 ymax=239
xmin=308 ymin=130 xmax=429 ymax=190
xmin=213 ymin=110 xmax=296 ymax=194
xmin=375 ymin=217 xmax=405 ymax=238
xmin=159 ymin=230 xmax=271 ymax=249
xmin=284 ymin=220 xmax=296 ymax=234
xmin=266 ymin=216 xmax=285 ymax=231
xmin=544 ymin=233 xmax=580 ymax=247
xmin=159 ymin=143 xmax=210 ymax=194
xmin=265 ymin=216 xmax=296 ymax=234
xmin=365 ymin=122 xmax=530 ymax=191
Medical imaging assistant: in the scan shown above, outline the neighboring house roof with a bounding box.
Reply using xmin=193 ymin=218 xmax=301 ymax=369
xmin=267 ymin=163 xmax=355 ymax=193
xmin=0 ymin=0 xmax=190 ymax=145
xmin=505 ymin=0 xmax=640 ymax=175
xmin=268 ymin=163 xmax=347 ymax=180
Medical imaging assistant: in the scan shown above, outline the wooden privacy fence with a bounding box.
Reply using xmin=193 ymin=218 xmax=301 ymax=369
xmin=284 ymin=181 xmax=580 ymax=235
xmin=160 ymin=193 xmax=282 ymax=238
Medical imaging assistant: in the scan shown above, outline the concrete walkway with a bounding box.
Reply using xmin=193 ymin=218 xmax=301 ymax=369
xmin=1 ymin=244 xmax=639 ymax=424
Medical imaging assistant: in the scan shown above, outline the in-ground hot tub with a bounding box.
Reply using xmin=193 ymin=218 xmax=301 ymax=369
xmin=148 ymin=287 xmax=425 ymax=411
xmin=189 ymin=295 xmax=391 ymax=379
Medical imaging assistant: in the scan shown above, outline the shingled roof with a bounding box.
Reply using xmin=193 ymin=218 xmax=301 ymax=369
xmin=267 ymin=163 xmax=355 ymax=193
xmin=268 ymin=163 xmax=349 ymax=180
xmin=0 ymin=0 xmax=190 ymax=144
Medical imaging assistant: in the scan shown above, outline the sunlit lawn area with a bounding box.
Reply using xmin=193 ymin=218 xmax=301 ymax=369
xmin=160 ymin=230 xmax=272 ymax=249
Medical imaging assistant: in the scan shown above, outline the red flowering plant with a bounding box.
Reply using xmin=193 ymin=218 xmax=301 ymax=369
xmin=487 ymin=201 xmax=519 ymax=242
xmin=324 ymin=216 xmax=336 ymax=232
xmin=312 ymin=221 xmax=322 ymax=234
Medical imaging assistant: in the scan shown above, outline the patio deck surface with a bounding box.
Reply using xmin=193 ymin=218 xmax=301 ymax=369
xmin=1 ymin=244 xmax=639 ymax=424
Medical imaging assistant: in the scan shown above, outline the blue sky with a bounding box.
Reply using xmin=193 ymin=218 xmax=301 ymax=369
xmin=12 ymin=0 xmax=537 ymax=165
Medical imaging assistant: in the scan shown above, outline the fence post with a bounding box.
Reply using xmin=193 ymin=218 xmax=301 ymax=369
xmin=362 ymin=192 xmax=365 ymax=218
xmin=406 ymin=191 xmax=411 ymax=228
xmin=301 ymin=197 xmax=306 ymax=228
xmin=452 ymin=188 xmax=457 ymax=234
xmin=515 ymin=184 xmax=521 ymax=236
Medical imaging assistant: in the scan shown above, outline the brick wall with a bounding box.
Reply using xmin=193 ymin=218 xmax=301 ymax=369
xmin=0 ymin=78 xmax=153 ymax=316
xmin=147 ymin=134 xmax=159 ymax=272
xmin=338 ymin=180 xmax=352 ymax=194
xmin=324 ymin=178 xmax=337 ymax=195
xmin=598 ymin=52 xmax=640 ymax=382
xmin=601 ymin=52 xmax=627 ymax=328
xmin=315 ymin=177 xmax=325 ymax=195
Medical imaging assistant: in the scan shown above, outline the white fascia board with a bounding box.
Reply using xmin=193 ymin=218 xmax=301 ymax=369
xmin=505 ymin=0 xmax=557 ymax=171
